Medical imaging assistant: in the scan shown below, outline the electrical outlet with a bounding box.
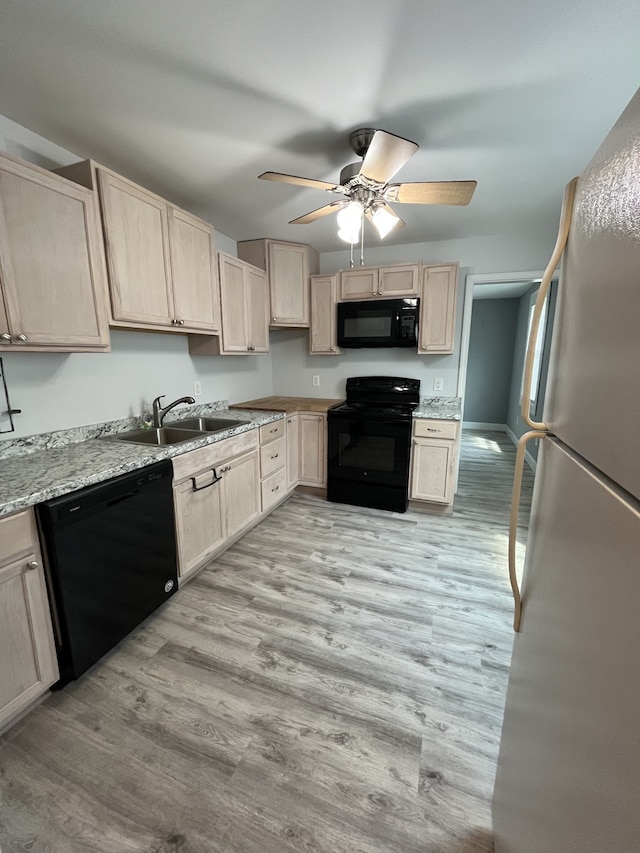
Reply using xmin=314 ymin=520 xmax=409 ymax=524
xmin=312 ymin=375 xmax=320 ymax=387
xmin=433 ymin=377 xmax=444 ymax=392
xmin=193 ymin=379 xmax=202 ymax=397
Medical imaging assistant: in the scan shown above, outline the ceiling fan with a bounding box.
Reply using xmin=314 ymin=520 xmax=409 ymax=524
xmin=259 ymin=127 xmax=477 ymax=245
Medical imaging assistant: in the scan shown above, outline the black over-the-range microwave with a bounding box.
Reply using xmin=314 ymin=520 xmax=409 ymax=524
xmin=337 ymin=298 xmax=419 ymax=348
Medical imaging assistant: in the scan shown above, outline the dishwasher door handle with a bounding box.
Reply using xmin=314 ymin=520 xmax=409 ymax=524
xmin=106 ymin=489 xmax=141 ymax=507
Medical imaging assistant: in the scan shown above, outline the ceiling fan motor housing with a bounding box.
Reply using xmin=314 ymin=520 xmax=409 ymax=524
xmin=348 ymin=127 xmax=377 ymax=158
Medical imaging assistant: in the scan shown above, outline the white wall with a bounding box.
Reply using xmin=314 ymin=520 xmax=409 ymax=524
xmin=0 ymin=115 xmax=269 ymax=439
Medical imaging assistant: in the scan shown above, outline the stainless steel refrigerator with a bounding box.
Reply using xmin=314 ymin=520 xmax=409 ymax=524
xmin=492 ymin=86 xmax=640 ymax=852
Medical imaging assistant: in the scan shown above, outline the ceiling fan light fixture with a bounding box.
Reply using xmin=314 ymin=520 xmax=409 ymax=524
xmin=371 ymin=206 xmax=401 ymax=238
xmin=338 ymin=224 xmax=361 ymax=244
xmin=336 ymin=200 xmax=364 ymax=229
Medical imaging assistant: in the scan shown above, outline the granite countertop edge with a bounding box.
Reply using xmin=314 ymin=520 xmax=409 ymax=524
xmin=413 ymin=396 xmax=462 ymax=421
xmin=0 ymin=406 xmax=283 ymax=518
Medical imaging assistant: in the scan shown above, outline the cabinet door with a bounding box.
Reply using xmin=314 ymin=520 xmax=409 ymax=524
xmin=286 ymin=414 xmax=299 ymax=489
xmin=168 ymin=207 xmax=220 ymax=333
xmin=219 ymin=253 xmax=250 ymax=352
xmin=299 ymin=413 xmax=326 ymax=486
xmin=410 ymin=438 xmax=456 ymax=503
xmin=223 ymin=450 xmax=260 ymax=538
xmin=246 ymin=266 xmax=269 ymax=353
xmin=379 ymin=264 xmax=420 ymax=296
xmin=0 ymin=157 xmax=109 ymax=348
xmin=339 ymin=268 xmax=378 ymax=300
xmin=268 ymin=241 xmax=309 ymax=327
xmin=419 ymin=264 xmax=458 ymax=354
xmin=310 ymin=275 xmax=339 ymax=354
xmin=0 ymin=554 xmax=59 ymax=727
xmin=173 ymin=470 xmax=225 ymax=579
xmin=98 ymin=170 xmax=174 ymax=327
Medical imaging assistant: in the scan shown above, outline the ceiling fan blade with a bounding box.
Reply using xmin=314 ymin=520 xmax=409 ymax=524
xmin=359 ymin=130 xmax=418 ymax=185
xmin=289 ymin=201 xmax=346 ymax=225
xmin=385 ymin=181 xmax=477 ymax=206
xmin=258 ymin=171 xmax=344 ymax=193
xmin=365 ymin=202 xmax=405 ymax=239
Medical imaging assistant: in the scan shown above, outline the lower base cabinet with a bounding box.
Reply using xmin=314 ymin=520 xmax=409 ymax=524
xmin=298 ymin=413 xmax=327 ymax=487
xmin=285 ymin=414 xmax=299 ymax=489
xmin=0 ymin=508 xmax=59 ymax=730
xmin=173 ymin=431 xmax=261 ymax=581
xmin=409 ymin=420 xmax=459 ymax=505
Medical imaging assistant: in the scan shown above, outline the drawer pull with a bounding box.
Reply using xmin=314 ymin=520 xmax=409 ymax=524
xmin=191 ymin=468 xmax=222 ymax=492
xmin=270 ymin=453 xmax=279 ymax=460
xmin=427 ymin=427 xmax=442 ymax=432
xmin=270 ymin=428 xmax=278 ymax=433
xmin=271 ymin=485 xmax=279 ymax=493
xmin=26 ymin=560 xmax=39 ymax=571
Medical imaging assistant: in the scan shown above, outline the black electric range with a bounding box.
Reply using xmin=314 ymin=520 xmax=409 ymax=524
xmin=327 ymin=376 xmax=420 ymax=513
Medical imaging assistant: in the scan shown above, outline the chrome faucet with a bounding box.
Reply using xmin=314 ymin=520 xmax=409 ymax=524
xmin=152 ymin=395 xmax=195 ymax=428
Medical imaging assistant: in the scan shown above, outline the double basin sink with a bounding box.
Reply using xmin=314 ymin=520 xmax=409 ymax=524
xmin=109 ymin=416 xmax=250 ymax=447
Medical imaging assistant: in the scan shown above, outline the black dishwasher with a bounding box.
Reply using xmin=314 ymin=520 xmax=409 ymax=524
xmin=38 ymin=460 xmax=178 ymax=685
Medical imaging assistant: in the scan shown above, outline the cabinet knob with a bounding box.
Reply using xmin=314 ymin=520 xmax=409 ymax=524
xmin=179 ymin=319 xmax=185 ymax=326
xmin=16 ymin=333 xmax=28 ymax=342
xmin=1 ymin=333 xmax=11 ymax=341
xmin=26 ymin=560 xmax=39 ymax=571
xmin=272 ymin=317 xmax=278 ymax=322
xmin=247 ymin=346 xmax=255 ymax=352
xmin=330 ymin=346 xmax=335 ymax=351
xmin=171 ymin=319 xmax=177 ymax=325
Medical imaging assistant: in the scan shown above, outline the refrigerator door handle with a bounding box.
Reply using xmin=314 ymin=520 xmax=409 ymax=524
xmin=521 ymin=177 xmax=578 ymax=431
xmin=509 ymin=429 xmax=547 ymax=631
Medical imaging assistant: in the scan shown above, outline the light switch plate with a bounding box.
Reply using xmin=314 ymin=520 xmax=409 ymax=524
xmin=433 ymin=377 xmax=444 ymax=391
xmin=194 ymin=379 xmax=202 ymax=396
xmin=312 ymin=375 xmax=320 ymax=387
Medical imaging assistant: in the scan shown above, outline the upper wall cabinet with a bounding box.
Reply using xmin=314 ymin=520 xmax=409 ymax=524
xmin=309 ymin=274 xmax=340 ymax=355
xmin=237 ymin=239 xmax=319 ymax=328
xmin=188 ymin=252 xmax=268 ymax=356
xmin=419 ymin=263 xmax=458 ymax=354
xmin=56 ymin=160 xmax=220 ymax=335
xmin=0 ymin=152 xmax=110 ymax=352
xmin=339 ymin=263 xmax=420 ymax=300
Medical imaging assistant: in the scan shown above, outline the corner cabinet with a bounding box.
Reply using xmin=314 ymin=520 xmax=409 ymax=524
xmin=409 ymin=419 xmax=460 ymax=505
xmin=309 ymin=275 xmax=340 ymax=355
xmin=55 ymin=160 xmax=220 ymax=335
xmin=418 ymin=263 xmax=458 ymax=354
xmin=0 ymin=508 xmax=59 ymax=730
xmin=237 ymin=238 xmax=319 ymax=328
xmin=0 ymin=152 xmax=110 ymax=352
xmin=188 ymin=252 xmax=268 ymax=355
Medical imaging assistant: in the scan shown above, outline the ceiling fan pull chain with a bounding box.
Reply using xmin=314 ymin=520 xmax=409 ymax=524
xmin=349 ymin=241 xmax=354 ymax=269
xmin=360 ymin=220 xmax=365 ymax=266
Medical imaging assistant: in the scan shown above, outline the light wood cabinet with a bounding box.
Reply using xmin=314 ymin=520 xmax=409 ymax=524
xmin=56 ymin=160 xmax=220 ymax=335
xmin=189 ymin=252 xmax=268 ymax=355
xmin=310 ymin=275 xmax=340 ymax=355
xmin=339 ymin=263 xmax=420 ymax=300
xmin=258 ymin=416 xmax=288 ymax=512
xmin=298 ymin=413 xmax=327 ymax=487
xmin=223 ymin=450 xmax=261 ymax=539
xmin=168 ymin=206 xmax=220 ymax=333
xmin=0 ymin=508 xmax=59 ymax=729
xmin=237 ymin=238 xmax=319 ymax=327
xmin=0 ymin=152 xmax=109 ymax=352
xmin=409 ymin=419 xmax=459 ymax=504
xmin=419 ymin=263 xmax=458 ymax=354
xmin=286 ymin=414 xmax=300 ymax=489
xmin=173 ymin=432 xmax=261 ymax=581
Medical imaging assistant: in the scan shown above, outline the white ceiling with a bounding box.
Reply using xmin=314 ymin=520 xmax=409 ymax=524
xmin=0 ymin=0 xmax=639 ymax=253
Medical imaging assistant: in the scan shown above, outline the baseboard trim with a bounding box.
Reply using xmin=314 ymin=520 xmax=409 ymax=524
xmin=505 ymin=425 xmax=538 ymax=473
xmin=462 ymin=422 xmax=507 ymax=431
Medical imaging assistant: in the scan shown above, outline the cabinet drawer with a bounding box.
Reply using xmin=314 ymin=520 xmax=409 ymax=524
xmin=261 ymin=468 xmax=287 ymax=512
xmin=259 ymin=419 xmax=285 ymax=444
xmin=172 ymin=429 xmax=258 ymax=484
xmin=0 ymin=509 xmax=37 ymax=565
xmin=413 ymin=419 xmax=458 ymax=440
xmin=260 ymin=436 xmax=286 ymax=478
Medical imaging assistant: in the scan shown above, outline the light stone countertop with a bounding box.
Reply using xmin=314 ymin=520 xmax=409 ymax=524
xmin=413 ymin=396 xmax=462 ymax=420
xmin=0 ymin=405 xmax=283 ymax=517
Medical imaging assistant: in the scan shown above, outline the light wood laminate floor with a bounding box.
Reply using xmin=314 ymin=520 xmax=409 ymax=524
xmin=0 ymin=430 xmax=534 ymax=853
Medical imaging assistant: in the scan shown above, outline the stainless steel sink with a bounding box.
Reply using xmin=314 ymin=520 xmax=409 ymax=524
xmin=165 ymin=416 xmax=250 ymax=432
xmin=108 ymin=427 xmax=208 ymax=446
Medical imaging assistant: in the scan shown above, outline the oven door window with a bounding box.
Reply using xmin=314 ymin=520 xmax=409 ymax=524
xmin=338 ymin=432 xmax=395 ymax=471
